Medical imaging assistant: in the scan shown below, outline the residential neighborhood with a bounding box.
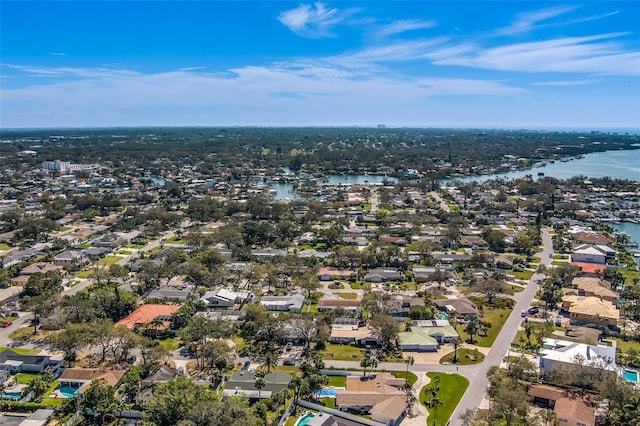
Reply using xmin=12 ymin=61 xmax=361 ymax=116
xmin=0 ymin=128 xmax=638 ymax=426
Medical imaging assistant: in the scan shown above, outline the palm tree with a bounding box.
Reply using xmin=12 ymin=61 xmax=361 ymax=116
xmin=289 ymin=376 xmax=302 ymax=405
xmin=404 ymin=356 xmax=414 ymax=386
xmin=425 ymin=395 xmax=443 ymax=426
xmin=261 ymin=351 xmax=277 ymax=373
xmin=524 ymin=322 xmax=534 ymax=346
xmin=539 ymin=408 xmax=559 ymax=426
xmin=451 ymin=337 xmax=464 ymax=364
xmin=254 ymin=377 xmax=266 ymax=400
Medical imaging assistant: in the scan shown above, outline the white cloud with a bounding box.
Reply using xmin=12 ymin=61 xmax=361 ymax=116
xmin=534 ymin=79 xmax=600 ymax=86
xmin=377 ymin=19 xmax=436 ymax=37
xmin=434 ymin=33 xmax=640 ymax=76
xmin=497 ymin=5 xmax=578 ymax=35
xmin=278 ymin=2 xmax=349 ymax=38
xmin=48 ymin=52 xmax=67 ymax=56
xmin=0 ymin=63 xmax=527 ymax=127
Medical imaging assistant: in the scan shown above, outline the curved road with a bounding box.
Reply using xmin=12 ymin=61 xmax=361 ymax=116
xmin=324 ymin=227 xmax=554 ymax=425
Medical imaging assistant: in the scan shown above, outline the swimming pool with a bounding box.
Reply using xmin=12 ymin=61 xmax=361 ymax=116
xmin=2 ymin=392 xmax=21 ymax=400
xmin=623 ymin=370 xmax=639 ymax=383
xmin=316 ymin=388 xmax=337 ymax=397
xmin=295 ymin=412 xmax=315 ymax=426
xmin=58 ymin=385 xmax=79 ymax=398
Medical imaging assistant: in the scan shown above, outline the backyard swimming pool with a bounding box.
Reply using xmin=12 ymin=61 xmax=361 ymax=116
xmin=316 ymin=388 xmax=337 ymax=397
xmin=295 ymin=412 xmax=316 ymax=426
xmin=623 ymin=370 xmax=639 ymax=383
xmin=1 ymin=392 xmax=21 ymax=400
xmin=58 ymin=385 xmax=79 ymax=398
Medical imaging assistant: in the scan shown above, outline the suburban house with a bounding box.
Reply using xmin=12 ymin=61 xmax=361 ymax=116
xmin=412 ymin=320 xmax=459 ymax=344
xmin=529 ymin=384 xmax=596 ymax=426
xmin=538 ymin=338 xmax=616 ymax=376
xmin=330 ymin=325 xmax=380 ymax=347
xmin=52 ymin=249 xmax=86 ymax=267
xmin=222 ymin=371 xmax=292 ymax=400
xmin=259 ymin=294 xmax=305 ymax=312
xmin=0 ymin=350 xmax=59 ymax=374
xmin=364 ymin=269 xmax=402 ymax=283
xmin=571 ymin=244 xmax=616 ymax=265
xmin=567 ymin=276 xmax=618 ymax=303
xmin=561 ymin=295 xmax=619 ymax=327
xmin=200 ymin=288 xmax=253 ymax=308
xmin=317 ymin=267 xmax=355 ymax=281
xmin=335 ymin=374 xmax=406 ymax=426
xmin=58 ymin=368 xmax=126 ymax=396
xmin=93 ymin=233 xmax=126 ymax=248
xmin=387 ymin=297 xmax=425 ymax=319
xmin=397 ymin=329 xmax=439 ymax=352
xmin=145 ymin=286 xmax=191 ymax=302
xmin=434 ymin=298 xmax=478 ymax=318
xmin=12 ymin=262 xmax=63 ymax=284
xmin=571 ymin=231 xmax=613 ymax=246
xmin=115 ymin=304 xmax=181 ymax=336
xmin=319 ymin=297 xmax=361 ymax=313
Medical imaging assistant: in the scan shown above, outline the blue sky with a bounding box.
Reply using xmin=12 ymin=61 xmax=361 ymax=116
xmin=1 ymin=1 xmax=639 ymax=130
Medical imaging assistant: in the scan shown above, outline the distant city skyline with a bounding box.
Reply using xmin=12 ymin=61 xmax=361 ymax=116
xmin=1 ymin=1 xmax=639 ymax=130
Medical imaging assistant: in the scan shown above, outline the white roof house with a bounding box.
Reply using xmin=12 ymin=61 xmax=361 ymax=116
xmin=539 ymin=338 xmax=616 ymax=376
xmin=200 ymin=288 xmax=253 ymax=307
xmin=571 ymin=244 xmax=616 ymax=265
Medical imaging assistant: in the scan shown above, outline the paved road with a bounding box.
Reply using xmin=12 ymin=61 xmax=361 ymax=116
xmin=448 ymin=227 xmax=553 ymax=425
xmin=430 ymin=191 xmax=451 ymax=212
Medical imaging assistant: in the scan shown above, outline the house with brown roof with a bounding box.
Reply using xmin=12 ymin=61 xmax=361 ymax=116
xmin=571 ymin=231 xmax=612 ymax=246
xmin=318 ymin=267 xmax=355 ymax=281
xmin=568 ymin=276 xmax=618 ymax=303
xmin=12 ymin=262 xmax=64 ymax=285
xmin=319 ymin=297 xmax=361 ymax=313
xmin=528 ymin=384 xmax=596 ymax=426
xmin=335 ymin=374 xmax=406 ymax=425
xmin=561 ymin=295 xmax=619 ymax=327
xmin=58 ymin=368 xmax=126 ymax=396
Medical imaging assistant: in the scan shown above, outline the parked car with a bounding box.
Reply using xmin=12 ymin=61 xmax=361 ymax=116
xmin=2 ymin=321 xmax=12 ymax=328
xmin=528 ymin=307 xmax=540 ymax=315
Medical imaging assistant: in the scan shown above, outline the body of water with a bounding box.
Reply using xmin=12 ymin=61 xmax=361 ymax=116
xmin=449 ymin=149 xmax=640 ymax=184
xmin=273 ymin=174 xmax=397 ymax=200
xmin=612 ymin=222 xmax=640 ymax=250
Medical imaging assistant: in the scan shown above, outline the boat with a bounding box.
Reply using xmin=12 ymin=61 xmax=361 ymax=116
xmin=537 ymin=172 xmax=545 ymax=177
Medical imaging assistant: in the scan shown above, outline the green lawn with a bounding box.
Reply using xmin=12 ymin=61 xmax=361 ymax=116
xmin=158 ymin=337 xmax=182 ymax=352
xmin=553 ymin=254 xmax=569 ymax=260
xmin=0 ymin=243 xmax=11 ymax=250
xmin=439 ymin=348 xmax=485 ymax=365
xmin=321 ymin=343 xmax=363 ymax=361
xmin=349 ymin=282 xmax=362 ymax=290
xmin=327 ymin=376 xmax=347 ymax=387
xmin=336 ymin=292 xmax=358 ymax=300
xmin=75 ymin=270 xmax=93 ymax=279
xmin=421 ymin=373 xmax=469 ymax=426
xmin=612 ymin=337 xmax=640 ymax=353
xmin=116 ymin=249 xmax=133 ymax=255
xmin=457 ymin=308 xmax=511 ymax=347
xmin=15 ymin=373 xmax=39 ymax=384
xmin=165 ymin=236 xmax=186 ymax=244
xmin=508 ymin=269 xmax=535 ymax=281
xmin=273 ymin=365 xmax=302 ymax=376
xmin=1 ymin=346 xmax=39 ymax=356
xmin=98 ymin=255 xmax=122 ymax=266
xmin=390 ymin=371 xmax=418 ymax=386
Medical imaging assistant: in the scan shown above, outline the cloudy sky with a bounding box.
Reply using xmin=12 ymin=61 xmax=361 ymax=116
xmin=1 ymin=1 xmax=639 ymax=130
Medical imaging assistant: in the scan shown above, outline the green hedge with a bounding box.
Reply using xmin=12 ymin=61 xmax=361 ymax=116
xmin=3 ymin=401 xmax=49 ymax=412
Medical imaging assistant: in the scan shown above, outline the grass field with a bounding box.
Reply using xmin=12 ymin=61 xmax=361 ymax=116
xmin=15 ymin=372 xmax=39 ymax=384
xmin=390 ymin=371 xmax=418 ymax=386
xmin=98 ymin=255 xmax=122 ymax=266
xmin=349 ymin=282 xmax=362 ymax=289
xmin=336 ymin=292 xmax=359 ymax=300
xmin=421 ymin=373 xmax=469 ymax=426
xmin=457 ymin=308 xmax=511 ymax=347
xmin=327 ymin=376 xmax=347 ymax=387
xmin=509 ymin=269 xmax=535 ymax=281
xmin=116 ymin=249 xmax=132 ymax=255
xmin=165 ymin=236 xmax=186 ymax=244
xmin=439 ymin=348 xmax=485 ymax=365
xmin=0 ymin=243 xmax=11 ymax=250
xmin=75 ymin=270 xmax=93 ymax=279
xmin=321 ymin=343 xmax=363 ymax=361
